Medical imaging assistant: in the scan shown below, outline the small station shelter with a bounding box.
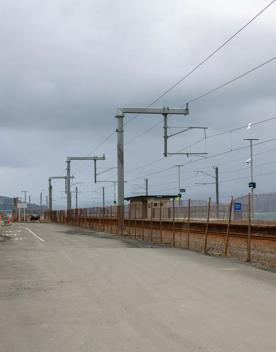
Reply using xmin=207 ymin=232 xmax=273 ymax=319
xmin=125 ymin=195 xmax=180 ymax=220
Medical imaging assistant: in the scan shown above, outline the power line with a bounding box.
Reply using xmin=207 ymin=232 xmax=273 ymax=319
xmin=72 ymin=131 xmax=116 ymax=169
xmin=91 ymin=131 xmax=116 ymax=153
xmin=121 ymin=55 xmax=276 ymax=150
xmin=126 ymin=0 xmax=276 ymax=122
xmin=131 ymin=156 xmax=276 ymax=195
xmin=178 ymin=115 xmax=276 ymax=153
xmin=69 ymin=0 xmax=276 ymax=160
xmin=184 ymin=56 xmax=276 ymax=105
xmin=111 ymin=0 xmax=276 ymax=143
xmin=125 ymin=114 xmax=276 ymax=175
xmin=52 ymin=3 xmax=276 ymax=194
xmin=73 ymin=115 xmax=276 ymax=197
xmin=126 ymin=136 xmax=276 ymax=183
xmin=125 ymin=120 xmax=163 ymax=145
xmin=149 ymin=169 xmax=276 ymax=195
xmin=219 ymin=170 xmax=276 ymax=185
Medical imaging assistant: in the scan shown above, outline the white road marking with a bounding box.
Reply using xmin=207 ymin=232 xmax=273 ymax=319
xmin=219 ymin=267 xmax=238 ymax=271
xmin=2 ymin=232 xmax=16 ymax=237
xmin=23 ymin=227 xmax=45 ymax=242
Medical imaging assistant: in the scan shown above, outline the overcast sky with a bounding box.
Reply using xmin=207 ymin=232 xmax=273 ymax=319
xmin=0 ymin=0 xmax=276 ymax=208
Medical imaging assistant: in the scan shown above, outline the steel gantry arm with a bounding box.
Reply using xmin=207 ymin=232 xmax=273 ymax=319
xmin=48 ymin=176 xmax=74 ymax=212
xmin=66 ymin=154 xmax=105 ymax=210
xmin=115 ymin=106 xmax=189 ymax=234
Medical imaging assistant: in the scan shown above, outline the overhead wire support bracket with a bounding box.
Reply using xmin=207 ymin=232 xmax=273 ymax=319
xmin=167 ymin=126 xmax=208 ymax=139
xmin=115 ymin=106 xmax=189 ymax=235
xmin=164 ymin=104 xmax=208 ymax=156
xmin=195 ymin=182 xmax=215 ymax=185
xmin=96 ymin=166 xmax=116 ymax=178
xmin=65 ymin=154 xmax=106 ymax=210
xmin=166 ymin=152 xmax=208 ymax=157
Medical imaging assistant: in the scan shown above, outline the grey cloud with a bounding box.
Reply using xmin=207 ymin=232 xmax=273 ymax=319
xmin=0 ymin=0 xmax=275 ymax=205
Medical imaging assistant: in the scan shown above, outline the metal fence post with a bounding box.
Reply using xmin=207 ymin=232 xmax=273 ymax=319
xmin=159 ymin=202 xmax=163 ymax=243
xmin=134 ymin=203 xmax=137 ymax=239
xmin=224 ymin=197 xmax=233 ymax=256
xmin=247 ymin=193 xmax=252 ymax=262
xmin=204 ymin=197 xmax=211 ymax=254
xmin=172 ymin=198 xmax=175 ymax=247
xmin=187 ymin=199 xmax=191 ymax=249
xmin=150 ymin=202 xmax=153 ymax=242
xmin=142 ymin=216 xmax=145 ymax=241
xmin=128 ymin=203 xmax=131 ymax=236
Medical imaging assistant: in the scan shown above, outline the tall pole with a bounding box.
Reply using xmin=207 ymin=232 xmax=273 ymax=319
xmin=49 ymin=178 xmax=53 ymax=212
xmin=40 ymin=192 xmax=43 ymax=217
xmin=215 ymin=166 xmax=219 ymax=219
xmin=75 ymin=186 xmax=78 ymax=209
xmin=28 ymin=195 xmax=31 ymax=216
xmin=244 ymin=138 xmax=259 ymax=218
xmin=113 ymin=181 xmax=116 ymax=204
xmin=94 ymin=159 xmax=97 ymax=183
xmin=66 ymin=156 xmax=104 ymax=209
xmin=176 ymin=165 xmax=181 ymax=192
xmin=21 ymin=190 xmax=27 ymax=203
xmin=163 ymin=113 xmax=168 ymax=157
xmin=145 ymin=178 xmax=149 ymax=196
xmin=115 ymin=107 xmax=189 ymax=234
xmin=102 ymin=187 xmax=105 ymax=208
xmin=66 ymin=160 xmax=71 ymax=211
xmin=250 ymin=140 xmax=254 ymax=215
xmin=176 ymin=165 xmax=182 ymax=206
xmin=116 ymin=113 xmax=124 ymax=234
xmin=49 ymin=176 xmax=72 ymax=212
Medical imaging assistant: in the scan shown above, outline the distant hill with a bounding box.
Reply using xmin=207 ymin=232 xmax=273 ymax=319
xmin=0 ymin=196 xmax=47 ymax=214
xmin=0 ymin=196 xmax=14 ymax=212
xmin=236 ymin=193 xmax=276 ymax=212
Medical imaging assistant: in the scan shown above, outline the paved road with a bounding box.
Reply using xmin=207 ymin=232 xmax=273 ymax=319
xmin=0 ymin=223 xmax=275 ymax=352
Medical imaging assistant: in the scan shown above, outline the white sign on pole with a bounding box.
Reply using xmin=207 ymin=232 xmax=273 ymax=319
xmin=17 ymin=202 xmax=27 ymax=209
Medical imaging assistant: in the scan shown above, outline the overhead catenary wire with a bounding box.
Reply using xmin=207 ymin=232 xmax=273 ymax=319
xmin=121 ymin=56 xmax=276 ymax=147
xmin=178 ymin=115 xmax=276 ymax=153
xmin=127 ymin=155 xmax=276 ymax=196
xmin=125 ymin=115 xmax=276 ymax=174
xmin=63 ymin=115 xmax=276 ymax=202
xmin=69 ymin=0 xmax=276 ymax=162
xmin=183 ymin=56 xmax=276 ymax=105
xmin=148 ymin=170 xmax=276 ymax=196
xmin=124 ymin=0 xmax=276 ymax=125
xmin=119 ymin=54 xmax=276 ymax=154
xmin=126 ymin=136 xmax=276 ymax=183
xmin=51 ymin=2 xmax=276 ymax=205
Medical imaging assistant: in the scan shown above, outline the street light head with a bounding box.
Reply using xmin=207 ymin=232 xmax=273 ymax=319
xmin=246 ymin=158 xmax=251 ymax=164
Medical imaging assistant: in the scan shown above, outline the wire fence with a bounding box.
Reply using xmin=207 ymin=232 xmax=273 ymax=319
xmin=48 ymin=193 xmax=276 ymax=225
xmin=47 ymin=194 xmax=276 ymax=270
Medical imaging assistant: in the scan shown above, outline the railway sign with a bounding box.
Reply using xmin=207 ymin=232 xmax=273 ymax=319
xmin=234 ymin=202 xmax=242 ymax=211
xmin=17 ymin=202 xmax=27 ymax=209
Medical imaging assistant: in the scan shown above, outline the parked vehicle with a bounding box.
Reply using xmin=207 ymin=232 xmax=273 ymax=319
xmin=30 ymin=213 xmax=40 ymax=221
